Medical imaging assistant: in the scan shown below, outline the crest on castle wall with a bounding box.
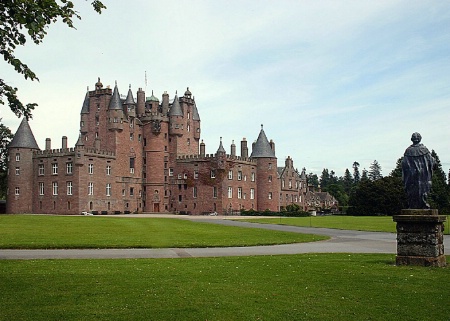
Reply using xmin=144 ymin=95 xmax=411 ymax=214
xmin=151 ymin=120 xmax=161 ymax=133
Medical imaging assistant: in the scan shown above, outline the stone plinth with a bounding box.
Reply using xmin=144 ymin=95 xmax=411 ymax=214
xmin=393 ymin=210 xmax=446 ymax=267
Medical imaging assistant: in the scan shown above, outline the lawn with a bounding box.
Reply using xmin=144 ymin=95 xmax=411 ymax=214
xmin=239 ymin=215 xmax=450 ymax=234
xmin=0 ymin=215 xmax=326 ymax=249
xmin=0 ymin=254 xmax=448 ymax=320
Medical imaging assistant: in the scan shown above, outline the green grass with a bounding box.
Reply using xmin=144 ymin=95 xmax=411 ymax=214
xmin=239 ymin=215 xmax=450 ymax=234
xmin=0 ymin=254 xmax=448 ymax=320
xmin=0 ymin=215 xmax=327 ymax=249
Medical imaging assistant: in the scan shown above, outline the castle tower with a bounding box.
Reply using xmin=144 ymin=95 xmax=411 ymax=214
xmin=124 ymin=85 xmax=136 ymax=119
xmin=6 ymin=118 xmax=40 ymax=213
xmin=250 ymin=125 xmax=279 ymax=211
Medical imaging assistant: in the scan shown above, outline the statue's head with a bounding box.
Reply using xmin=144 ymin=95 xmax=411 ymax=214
xmin=411 ymin=132 xmax=422 ymax=144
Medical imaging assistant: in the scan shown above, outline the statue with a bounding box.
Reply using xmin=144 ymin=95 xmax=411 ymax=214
xmin=402 ymin=132 xmax=435 ymax=209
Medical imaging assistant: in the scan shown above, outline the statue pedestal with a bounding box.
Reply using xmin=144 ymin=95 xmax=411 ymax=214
xmin=393 ymin=210 xmax=446 ymax=267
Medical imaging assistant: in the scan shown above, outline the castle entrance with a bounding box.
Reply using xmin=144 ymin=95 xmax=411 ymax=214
xmin=153 ymin=203 xmax=160 ymax=212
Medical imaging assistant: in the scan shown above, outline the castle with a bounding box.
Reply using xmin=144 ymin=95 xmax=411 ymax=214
xmin=6 ymin=78 xmax=336 ymax=215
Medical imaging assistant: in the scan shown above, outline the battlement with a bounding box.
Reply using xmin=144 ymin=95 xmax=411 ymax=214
xmin=176 ymin=153 xmax=255 ymax=164
xmin=33 ymin=147 xmax=115 ymax=158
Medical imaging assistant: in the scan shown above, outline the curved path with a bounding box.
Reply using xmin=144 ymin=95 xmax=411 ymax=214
xmin=0 ymin=215 xmax=448 ymax=260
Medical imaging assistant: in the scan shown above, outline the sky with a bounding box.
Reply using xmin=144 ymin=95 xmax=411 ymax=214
xmin=2 ymin=0 xmax=450 ymax=178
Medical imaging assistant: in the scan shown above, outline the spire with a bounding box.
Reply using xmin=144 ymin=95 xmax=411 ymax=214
xmin=124 ymin=84 xmax=135 ymax=105
xmin=169 ymin=94 xmax=183 ymax=116
xmin=192 ymin=102 xmax=200 ymax=121
xmin=81 ymin=87 xmax=90 ymax=114
xmin=108 ymin=81 xmax=122 ymax=110
xmin=9 ymin=118 xmax=39 ymax=149
xmin=216 ymin=137 xmax=226 ymax=154
xmin=250 ymin=124 xmax=275 ymax=158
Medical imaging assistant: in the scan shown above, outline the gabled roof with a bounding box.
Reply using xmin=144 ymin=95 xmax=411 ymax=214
xmin=81 ymin=89 xmax=90 ymax=114
xmin=250 ymin=125 xmax=275 ymax=158
xmin=108 ymin=82 xmax=122 ymax=110
xmin=124 ymin=85 xmax=135 ymax=105
xmin=9 ymin=118 xmax=39 ymax=149
xmin=169 ymin=95 xmax=183 ymax=116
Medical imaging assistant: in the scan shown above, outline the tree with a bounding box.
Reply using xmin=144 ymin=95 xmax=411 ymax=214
xmin=307 ymin=173 xmax=319 ymax=188
xmin=320 ymin=168 xmax=330 ymax=189
xmin=361 ymin=168 xmax=369 ymax=181
xmin=352 ymin=161 xmax=360 ymax=184
xmin=429 ymin=150 xmax=449 ymax=213
xmin=327 ymin=183 xmax=349 ymax=206
xmin=1 ymin=0 xmax=106 ymax=120
xmin=368 ymin=160 xmax=383 ymax=181
xmin=343 ymin=168 xmax=353 ymax=193
xmin=390 ymin=157 xmax=403 ymax=178
xmin=0 ymin=121 xmax=13 ymax=199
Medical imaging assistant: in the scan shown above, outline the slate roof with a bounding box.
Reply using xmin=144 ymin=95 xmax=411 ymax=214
xmin=169 ymin=95 xmax=183 ymax=116
xmin=124 ymin=85 xmax=135 ymax=105
xmin=81 ymin=89 xmax=90 ymax=114
xmin=250 ymin=126 xmax=275 ymax=158
xmin=192 ymin=102 xmax=200 ymax=121
xmin=108 ymin=82 xmax=122 ymax=110
xmin=216 ymin=137 xmax=226 ymax=154
xmin=9 ymin=118 xmax=39 ymax=149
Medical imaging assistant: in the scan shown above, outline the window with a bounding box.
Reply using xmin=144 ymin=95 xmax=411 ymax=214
xmin=268 ymin=175 xmax=272 ymax=182
xmin=169 ymin=168 xmax=174 ymax=177
xmin=187 ymin=138 xmax=190 ymax=145
xmin=183 ymin=173 xmax=188 ymax=179
xmin=88 ymin=164 xmax=93 ymax=174
xmin=194 ymin=170 xmax=199 ymax=179
xmin=228 ymin=186 xmax=232 ymax=198
xmin=250 ymin=188 xmax=255 ymax=200
xmin=52 ymin=163 xmax=58 ymax=175
xmin=238 ymin=187 xmax=242 ymax=199
xmin=268 ymin=192 xmax=272 ymax=200
xmin=52 ymin=182 xmax=58 ymax=195
xmin=106 ymin=183 xmax=111 ymax=196
xmin=228 ymin=170 xmax=233 ymax=180
xmin=193 ymin=187 xmax=198 ymax=198
xmin=39 ymin=182 xmax=44 ymax=195
xmin=211 ymin=170 xmax=216 ymax=179
xmin=237 ymin=171 xmax=242 ymax=181
xmin=88 ymin=182 xmax=94 ymax=195
xmin=130 ymin=187 xmax=134 ymax=196
xmin=122 ymin=189 xmax=126 ymax=196
xmin=213 ymin=187 xmax=218 ymax=198
xmin=66 ymin=162 xmax=73 ymax=174
xmin=38 ymin=164 xmax=44 ymax=175
xmin=129 ymin=158 xmax=135 ymax=174
xmin=67 ymin=181 xmax=73 ymax=195
xmin=15 ymin=153 xmax=20 ymax=161
xmin=15 ymin=167 xmax=20 ymax=175
xmin=289 ymin=180 xmax=292 ymax=189
xmin=130 ymin=133 xmax=134 ymax=141
xmin=15 ymin=187 xmax=20 ymax=195
xmin=251 ymin=172 xmax=255 ymax=182
xmin=81 ymin=121 xmax=84 ymax=127
xmin=282 ymin=180 xmax=285 ymax=188
xmin=106 ymin=165 xmax=111 ymax=175
xmin=268 ymin=163 xmax=272 ymax=169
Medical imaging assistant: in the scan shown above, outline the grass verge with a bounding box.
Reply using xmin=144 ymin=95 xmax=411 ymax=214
xmin=0 ymin=215 xmax=327 ymax=249
xmin=0 ymin=254 xmax=448 ymax=320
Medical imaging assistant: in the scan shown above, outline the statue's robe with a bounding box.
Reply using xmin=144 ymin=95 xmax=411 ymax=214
xmin=402 ymin=144 xmax=434 ymax=209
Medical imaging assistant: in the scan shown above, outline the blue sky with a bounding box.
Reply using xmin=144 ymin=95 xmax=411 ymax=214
xmin=2 ymin=0 xmax=450 ymax=177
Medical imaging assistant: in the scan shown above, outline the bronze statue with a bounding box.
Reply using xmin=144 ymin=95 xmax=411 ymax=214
xmin=402 ymin=132 xmax=435 ymax=209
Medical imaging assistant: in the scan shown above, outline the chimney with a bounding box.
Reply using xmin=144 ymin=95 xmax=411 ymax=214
xmin=62 ymin=136 xmax=67 ymax=149
xmin=45 ymin=138 xmax=51 ymax=150
xmin=137 ymin=88 xmax=145 ymax=116
xmin=231 ymin=140 xmax=236 ymax=157
xmin=200 ymin=140 xmax=205 ymax=157
xmin=241 ymin=138 xmax=248 ymax=158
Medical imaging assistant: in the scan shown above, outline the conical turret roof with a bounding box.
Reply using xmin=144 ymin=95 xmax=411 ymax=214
xmin=216 ymin=137 xmax=226 ymax=154
xmin=192 ymin=102 xmax=200 ymax=121
xmin=250 ymin=125 xmax=275 ymax=158
xmin=81 ymin=88 xmax=90 ymax=114
xmin=124 ymin=85 xmax=135 ymax=105
xmin=169 ymin=94 xmax=183 ymax=116
xmin=108 ymin=81 xmax=122 ymax=110
xmin=9 ymin=118 xmax=39 ymax=149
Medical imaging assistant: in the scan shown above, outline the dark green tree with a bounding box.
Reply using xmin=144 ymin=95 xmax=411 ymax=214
xmin=307 ymin=173 xmax=319 ymax=189
xmin=390 ymin=157 xmax=403 ymax=178
xmin=348 ymin=176 xmax=407 ymax=216
xmin=352 ymin=161 xmax=360 ymax=184
xmin=429 ymin=150 xmax=449 ymax=213
xmin=320 ymin=168 xmax=330 ymax=189
xmin=0 ymin=121 xmax=13 ymax=199
xmin=361 ymin=168 xmax=369 ymax=181
xmin=327 ymin=183 xmax=349 ymax=206
xmin=368 ymin=160 xmax=383 ymax=181
xmin=343 ymin=168 xmax=353 ymax=193
xmin=0 ymin=0 xmax=106 ymax=120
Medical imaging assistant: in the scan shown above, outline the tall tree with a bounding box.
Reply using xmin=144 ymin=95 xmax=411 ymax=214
xmin=429 ymin=150 xmax=449 ymax=212
xmin=368 ymin=160 xmax=383 ymax=181
xmin=0 ymin=1 xmax=106 ymax=120
xmin=390 ymin=157 xmax=403 ymax=178
xmin=343 ymin=168 xmax=353 ymax=193
xmin=352 ymin=161 xmax=360 ymax=184
xmin=361 ymin=168 xmax=369 ymax=181
xmin=307 ymin=173 xmax=319 ymax=189
xmin=320 ymin=168 xmax=330 ymax=189
xmin=0 ymin=121 xmax=13 ymax=199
